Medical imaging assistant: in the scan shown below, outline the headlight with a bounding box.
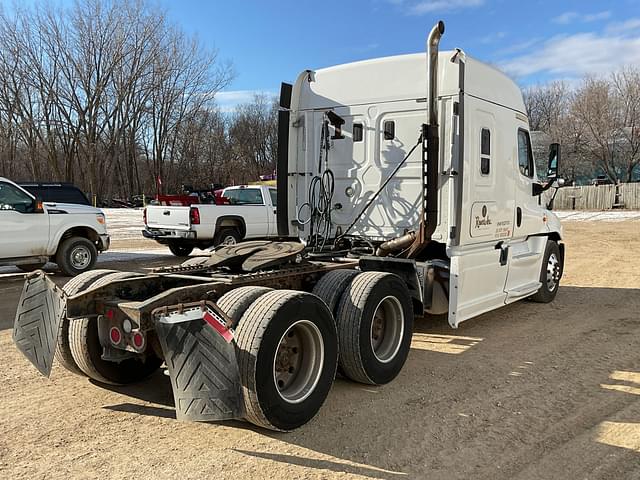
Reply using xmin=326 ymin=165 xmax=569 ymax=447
xmin=96 ymin=213 xmax=106 ymax=225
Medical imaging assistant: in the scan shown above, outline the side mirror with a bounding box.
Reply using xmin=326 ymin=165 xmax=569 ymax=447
xmin=547 ymin=143 xmax=560 ymax=179
xmin=33 ymin=197 xmax=45 ymax=214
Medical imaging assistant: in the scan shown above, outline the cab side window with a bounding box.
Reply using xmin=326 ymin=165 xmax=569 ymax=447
xmin=0 ymin=182 xmax=34 ymax=213
xmin=517 ymin=129 xmax=534 ymax=178
xmin=269 ymin=189 xmax=277 ymax=206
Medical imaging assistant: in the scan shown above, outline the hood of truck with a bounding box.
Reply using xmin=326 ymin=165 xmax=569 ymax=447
xmin=44 ymin=202 xmax=104 ymax=215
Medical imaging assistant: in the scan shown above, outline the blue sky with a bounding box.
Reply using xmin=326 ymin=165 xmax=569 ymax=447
xmin=4 ymin=0 xmax=640 ymax=110
xmin=159 ymin=0 xmax=640 ymax=110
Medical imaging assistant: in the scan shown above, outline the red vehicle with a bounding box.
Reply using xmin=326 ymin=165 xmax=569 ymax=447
xmin=155 ymin=188 xmax=229 ymax=206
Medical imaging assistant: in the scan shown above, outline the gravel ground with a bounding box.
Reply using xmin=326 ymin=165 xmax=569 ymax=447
xmin=0 ymin=217 xmax=639 ymax=479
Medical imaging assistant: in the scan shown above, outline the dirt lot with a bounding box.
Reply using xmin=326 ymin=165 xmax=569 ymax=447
xmin=0 ymin=219 xmax=639 ymax=479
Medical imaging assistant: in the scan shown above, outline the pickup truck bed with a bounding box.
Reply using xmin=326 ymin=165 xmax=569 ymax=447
xmin=144 ymin=185 xmax=278 ymax=256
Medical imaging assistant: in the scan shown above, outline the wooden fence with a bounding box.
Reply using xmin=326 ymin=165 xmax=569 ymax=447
xmin=554 ymin=183 xmax=640 ymax=210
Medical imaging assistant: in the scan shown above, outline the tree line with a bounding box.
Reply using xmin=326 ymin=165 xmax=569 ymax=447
xmin=1 ymin=0 xmax=637 ymax=204
xmin=524 ymin=68 xmax=640 ymax=184
xmin=0 ymin=0 xmax=278 ymax=203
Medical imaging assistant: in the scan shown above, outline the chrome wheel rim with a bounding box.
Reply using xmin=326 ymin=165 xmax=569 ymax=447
xmin=70 ymin=245 xmax=91 ymax=270
xmin=370 ymin=296 xmax=404 ymax=363
xmin=273 ymin=320 xmax=324 ymax=404
xmin=546 ymin=252 xmax=560 ymax=291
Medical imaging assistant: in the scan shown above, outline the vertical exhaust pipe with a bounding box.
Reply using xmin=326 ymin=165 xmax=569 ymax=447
xmin=404 ymin=20 xmax=445 ymax=258
xmin=427 ymin=21 xmax=445 ymax=126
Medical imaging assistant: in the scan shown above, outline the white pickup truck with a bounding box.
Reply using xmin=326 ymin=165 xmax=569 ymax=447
xmin=0 ymin=177 xmax=110 ymax=276
xmin=143 ymin=185 xmax=278 ymax=256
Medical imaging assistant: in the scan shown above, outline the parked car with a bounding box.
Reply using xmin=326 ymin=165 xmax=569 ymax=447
xmin=0 ymin=177 xmax=110 ymax=276
xmin=143 ymin=185 xmax=278 ymax=256
xmin=19 ymin=181 xmax=91 ymax=205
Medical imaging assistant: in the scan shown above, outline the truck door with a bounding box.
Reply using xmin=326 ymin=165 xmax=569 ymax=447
xmin=447 ymin=99 xmax=514 ymax=328
xmin=0 ymin=181 xmax=50 ymax=259
xmin=503 ymin=127 xmax=546 ymax=300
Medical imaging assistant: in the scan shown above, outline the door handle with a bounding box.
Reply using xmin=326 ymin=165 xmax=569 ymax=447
xmin=516 ymin=207 xmax=522 ymax=227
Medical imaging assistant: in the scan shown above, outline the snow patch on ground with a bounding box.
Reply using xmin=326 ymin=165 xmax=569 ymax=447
xmin=103 ymin=208 xmax=145 ymax=240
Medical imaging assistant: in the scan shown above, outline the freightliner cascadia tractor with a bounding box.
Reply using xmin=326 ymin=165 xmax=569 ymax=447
xmin=13 ymin=21 xmax=564 ymax=431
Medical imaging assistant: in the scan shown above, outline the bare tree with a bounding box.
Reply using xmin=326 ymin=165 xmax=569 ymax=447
xmin=228 ymin=95 xmax=278 ymax=184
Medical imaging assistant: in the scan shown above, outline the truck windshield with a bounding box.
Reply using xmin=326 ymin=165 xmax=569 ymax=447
xmin=224 ymin=188 xmax=264 ymax=205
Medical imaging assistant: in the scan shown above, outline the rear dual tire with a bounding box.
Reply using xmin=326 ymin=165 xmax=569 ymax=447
xmin=335 ymin=272 xmax=414 ymax=385
xmin=217 ymin=288 xmax=338 ymax=431
xmin=67 ymin=271 xmax=162 ymax=385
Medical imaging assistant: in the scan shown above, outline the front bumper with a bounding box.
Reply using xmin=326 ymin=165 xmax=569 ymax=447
xmin=142 ymin=228 xmax=196 ymax=241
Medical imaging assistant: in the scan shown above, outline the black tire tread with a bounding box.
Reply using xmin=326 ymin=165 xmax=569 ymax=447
xmin=336 ymin=272 xmax=386 ymax=384
xmin=530 ymin=240 xmax=562 ymax=303
xmin=56 ymin=236 xmax=98 ymax=276
xmin=55 ymin=269 xmax=117 ymax=375
xmin=217 ymin=286 xmax=273 ymax=325
xmin=312 ymin=269 xmax=359 ymax=315
xmin=214 ymin=227 xmax=241 ymax=246
xmin=68 ymin=271 xmax=143 ymax=384
xmin=235 ymin=289 xmax=313 ymax=430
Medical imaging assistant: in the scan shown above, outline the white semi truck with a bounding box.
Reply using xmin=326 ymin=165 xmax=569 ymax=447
xmin=12 ymin=22 xmax=564 ymax=432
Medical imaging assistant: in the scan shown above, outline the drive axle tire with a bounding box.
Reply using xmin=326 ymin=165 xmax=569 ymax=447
xmin=312 ymin=269 xmax=360 ymax=315
xmin=56 ymin=236 xmax=98 ymax=276
xmin=336 ymin=272 xmax=413 ymax=385
xmin=168 ymin=243 xmax=194 ymax=257
xmin=235 ymin=290 xmax=338 ymax=431
xmin=69 ymin=271 xmax=162 ymax=385
xmin=56 ymin=269 xmax=118 ymax=376
xmin=530 ymin=240 xmax=562 ymax=303
xmin=217 ymin=286 xmax=273 ymax=324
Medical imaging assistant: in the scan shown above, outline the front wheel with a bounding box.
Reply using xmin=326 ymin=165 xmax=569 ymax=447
xmin=56 ymin=236 xmax=98 ymax=276
xmin=168 ymin=242 xmax=194 ymax=257
xmin=530 ymin=240 xmax=562 ymax=303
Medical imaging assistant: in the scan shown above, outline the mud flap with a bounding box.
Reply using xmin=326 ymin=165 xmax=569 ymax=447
xmin=155 ymin=305 xmax=244 ymax=422
xmin=12 ymin=272 xmax=65 ymax=377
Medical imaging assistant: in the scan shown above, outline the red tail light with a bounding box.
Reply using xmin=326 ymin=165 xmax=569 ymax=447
xmin=132 ymin=331 xmax=145 ymax=350
xmin=143 ymin=208 xmax=147 ymax=225
xmin=190 ymin=207 xmax=200 ymax=225
xmin=109 ymin=327 xmax=122 ymax=345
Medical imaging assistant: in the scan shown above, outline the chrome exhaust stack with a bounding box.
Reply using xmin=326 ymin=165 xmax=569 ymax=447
xmin=427 ymin=20 xmax=445 ymax=126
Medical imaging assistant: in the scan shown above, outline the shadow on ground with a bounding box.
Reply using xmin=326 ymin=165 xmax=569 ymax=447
xmin=95 ymin=285 xmax=640 ymax=478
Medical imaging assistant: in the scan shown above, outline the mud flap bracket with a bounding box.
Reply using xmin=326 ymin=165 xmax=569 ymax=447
xmin=155 ymin=305 xmax=244 ymax=422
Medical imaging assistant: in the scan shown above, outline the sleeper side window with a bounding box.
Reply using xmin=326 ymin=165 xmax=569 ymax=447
xmin=517 ymin=129 xmax=534 ymax=178
xmin=353 ymin=123 xmax=363 ymax=142
xmin=383 ymin=120 xmax=395 ymax=140
xmin=480 ymin=128 xmax=490 ymax=175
